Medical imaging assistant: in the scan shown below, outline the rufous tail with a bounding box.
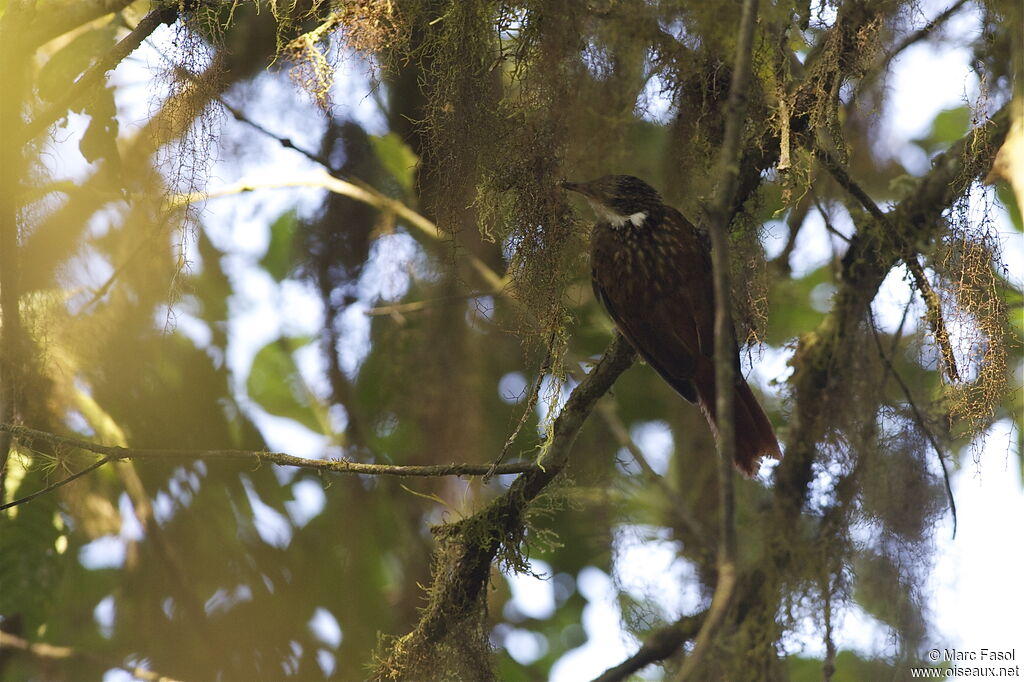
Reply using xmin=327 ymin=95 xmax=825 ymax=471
xmin=693 ymin=361 xmax=781 ymax=477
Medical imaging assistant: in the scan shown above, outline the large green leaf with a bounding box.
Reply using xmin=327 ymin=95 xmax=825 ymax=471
xmin=259 ymin=209 xmax=299 ymax=282
xmin=913 ymin=105 xmax=971 ymax=155
xmin=996 ymin=183 xmax=1022 ymax=232
xmin=370 ymin=133 xmax=419 ymax=195
xmin=246 ymin=336 xmax=323 ymax=433
xmin=765 ymin=265 xmax=832 ymax=344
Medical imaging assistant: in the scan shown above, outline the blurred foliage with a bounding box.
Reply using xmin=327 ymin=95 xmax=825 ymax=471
xmin=0 ymin=0 xmax=1020 ymax=680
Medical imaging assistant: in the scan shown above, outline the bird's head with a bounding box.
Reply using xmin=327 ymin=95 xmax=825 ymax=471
xmin=560 ymin=175 xmax=663 ymax=228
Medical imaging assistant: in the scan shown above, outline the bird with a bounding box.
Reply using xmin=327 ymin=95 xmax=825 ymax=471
xmin=561 ymin=174 xmax=781 ymax=476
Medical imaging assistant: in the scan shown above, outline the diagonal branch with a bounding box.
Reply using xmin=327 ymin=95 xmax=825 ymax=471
xmin=373 ymin=334 xmax=636 ymax=680
xmin=811 ymin=145 xmax=961 ymax=380
xmin=721 ymin=97 xmax=1014 ymax=682
xmin=0 ymin=455 xmax=111 ymax=511
xmin=173 ymin=171 xmax=509 ymax=293
xmin=868 ymin=316 xmax=957 ymax=536
xmin=592 ymin=613 xmax=705 ymax=682
xmin=780 ymin=103 xmax=1009 ymax=515
xmin=21 ymin=7 xmax=180 ymax=144
xmin=860 ymin=0 xmax=971 ymax=97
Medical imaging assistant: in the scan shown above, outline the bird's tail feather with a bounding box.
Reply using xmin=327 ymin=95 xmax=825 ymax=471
xmin=693 ymin=362 xmax=781 ymax=477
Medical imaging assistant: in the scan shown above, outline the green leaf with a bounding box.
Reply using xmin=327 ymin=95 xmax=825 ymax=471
xmin=191 ymin=230 xmax=232 ymax=350
xmin=930 ymin=105 xmax=971 ymax=144
xmin=259 ymin=209 xmax=299 ymax=282
xmin=766 ymin=265 xmax=832 ymax=344
xmin=246 ymin=337 xmax=323 ymax=432
xmin=913 ymin=105 xmax=970 ymax=155
xmin=370 ymin=133 xmax=418 ymax=194
xmin=996 ymin=183 xmax=1022 ymax=232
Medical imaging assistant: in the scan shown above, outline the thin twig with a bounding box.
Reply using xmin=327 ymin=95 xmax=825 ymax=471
xmin=487 ymin=330 xmax=559 ymax=480
xmin=596 ymin=401 xmax=711 ymax=553
xmin=171 ymin=171 xmax=509 ymax=293
xmin=21 ymin=7 xmax=179 ymax=144
xmin=199 ymin=95 xmax=519 ymax=299
xmin=0 ymin=631 xmax=183 ymax=682
xmin=811 ymin=193 xmax=852 ymax=245
xmin=822 ymin=572 xmax=836 ymax=682
xmin=486 ymin=369 xmax=544 ymax=480
xmin=868 ymin=317 xmax=957 ymax=537
xmin=676 ymin=0 xmax=759 ymax=677
xmin=364 ymin=292 xmax=493 ymax=317
xmin=0 ymin=424 xmax=537 ymax=479
xmin=216 ymin=94 xmax=334 ymax=169
xmin=0 ymin=456 xmax=111 ymax=511
xmin=904 ymin=256 xmax=961 ymax=381
xmin=774 ymin=192 xmax=811 ymax=274
xmin=811 ymin=145 xmax=961 ymax=382
xmin=76 ymin=238 xmax=152 ymax=313
xmin=873 ymin=0 xmax=970 ymax=82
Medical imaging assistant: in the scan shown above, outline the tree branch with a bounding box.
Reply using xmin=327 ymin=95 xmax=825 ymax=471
xmin=0 ymin=424 xmax=537 ymax=480
xmin=373 ymin=334 xmax=636 ymax=680
xmin=862 ymin=0 xmax=971 ymax=96
xmin=811 ymin=145 xmax=961 ymax=380
xmin=0 ymin=631 xmax=183 ymax=682
xmin=0 ymin=455 xmax=111 ymax=511
xmin=21 ymin=6 xmax=180 ymax=144
xmin=200 ymin=97 xmax=524 ymax=302
xmin=173 ymin=170 xmax=509 ymax=293
xmin=592 ymin=613 xmax=705 ymax=682
xmin=726 ymin=105 xmax=1014 ymax=670
xmin=779 ymin=104 xmax=1009 ymax=517
xmin=676 ymin=0 xmax=759 ymax=677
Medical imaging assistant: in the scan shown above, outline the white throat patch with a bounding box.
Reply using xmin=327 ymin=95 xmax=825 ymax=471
xmin=586 ymin=198 xmax=648 ymax=228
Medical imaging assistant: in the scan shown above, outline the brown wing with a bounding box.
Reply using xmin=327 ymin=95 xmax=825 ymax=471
xmin=590 ymin=210 xmax=715 ymax=404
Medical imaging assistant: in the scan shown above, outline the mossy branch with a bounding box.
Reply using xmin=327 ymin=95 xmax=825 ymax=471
xmin=0 ymin=424 xmax=537 ymax=504
xmin=727 ymin=99 xmax=1014 ymax=677
xmin=592 ymin=613 xmax=706 ymax=682
xmin=677 ymin=0 xmax=759 ymax=678
xmin=810 ymin=145 xmax=960 ymax=381
xmin=373 ymin=334 xmax=636 ymax=680
xmin=781 ymin=103 xmax=1010 ymax=513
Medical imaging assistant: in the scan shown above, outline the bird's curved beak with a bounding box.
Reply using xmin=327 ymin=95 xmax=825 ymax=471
xmin=559 ymin=180 xmax=583 ymax=194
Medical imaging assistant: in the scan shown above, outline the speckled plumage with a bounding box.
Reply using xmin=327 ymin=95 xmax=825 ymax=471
xmin=562 ymin=175 xmax=781 ymax=476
